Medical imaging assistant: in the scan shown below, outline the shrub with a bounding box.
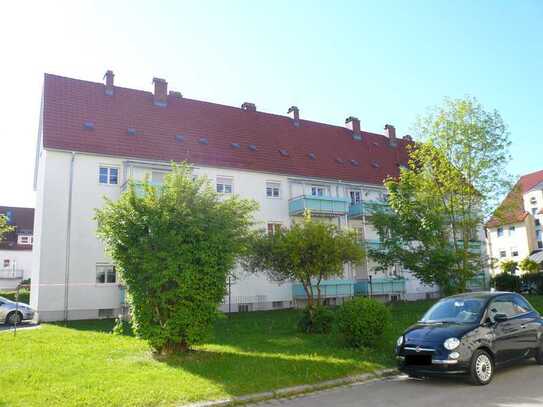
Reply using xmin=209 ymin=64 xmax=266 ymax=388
xmin=491 ymin=272 xmax=521 ymax=292
xmin=0 ymin=289 xmax=30 ymax=304
xmin=336 ymin=297 xmax=390 ymax=348
xmin=297 ymin=306 xmax=334 ymax=334
xmin=112 ymin=317 xmax=133 ymax=336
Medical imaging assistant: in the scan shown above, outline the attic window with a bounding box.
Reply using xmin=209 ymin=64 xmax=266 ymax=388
xmin=248 ymin=144 xmax=257 ymax=151
xmin=127 ymin=128 xmax=138 ymax=136
xmin=335 ymin=158 xmax=345 ymax=164
xmin=175 ymin=134 xmax=185 ymax=143
xmin=231 ymin=143 xmax=241 ymax=149
xmin=198 ymin=138 xmax=209 ymax=145
xmin=350 ymin=159 xmax=359 ymax=166
xmin=308 ymin=152 xmax=316 ymax=160
xmin=371 ymin=160 xmax=380 ymax=168
xmin=83 ymin=121 xmax=95 ymax=130
xmin=279 ymin=149 xmax=289 ymax=157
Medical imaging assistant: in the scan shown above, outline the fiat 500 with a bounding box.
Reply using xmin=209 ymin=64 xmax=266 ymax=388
xmin=396 ymin=292 xmax=543 ymax=385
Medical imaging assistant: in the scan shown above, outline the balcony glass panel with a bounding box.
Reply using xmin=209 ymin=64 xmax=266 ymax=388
xmin=292 ymin=279 xmax=354 ymax=299
xmin=354 ymin=278 xmax=405 ymax=295
xmin=289 ymin=195 xmax=350 ymax=217
xmin=349 ymin=201 xmax=390 ymax=219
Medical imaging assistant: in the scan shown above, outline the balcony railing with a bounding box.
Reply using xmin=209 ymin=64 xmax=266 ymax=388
xmin=292 ymin=279 xmax=354 ymax=299
xmin=354 ymin=277 xmax=406 ymax=296
xmin=288 ymin=195 xmax=350 ymax=217
xmin=0 ymin=269 xmax=24 ymax=279
xmin=349 ymin=201 xmax=390 ymax=219
xmin=362 ymin=239 xmax=385 ymax=251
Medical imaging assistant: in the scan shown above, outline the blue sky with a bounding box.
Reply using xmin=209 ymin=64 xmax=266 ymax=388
xmin=1 ymin=1 xmax=542 ymax=207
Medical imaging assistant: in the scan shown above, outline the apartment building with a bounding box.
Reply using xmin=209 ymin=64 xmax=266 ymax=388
xmin=32 ymin=71 xmax=441 ymax=321
xmin=486 ymin=170 xmax=543 ymax=274
xmin=0 ymin=206 xmax=34 ymax=289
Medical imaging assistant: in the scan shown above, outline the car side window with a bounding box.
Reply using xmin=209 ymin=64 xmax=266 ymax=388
xmin=488 ymin=296 xmax=516 ymax=320
xmin=511 ymin=295 xmax=533 ymax=315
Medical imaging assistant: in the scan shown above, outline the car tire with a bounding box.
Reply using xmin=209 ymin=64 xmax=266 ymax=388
xmin=469 ymin=349 xmax=494 ymax=385
xmin=6 ymin=311 xmax=22 ymax=326
xmin=535 ymin=345 xmax=543 ymax=365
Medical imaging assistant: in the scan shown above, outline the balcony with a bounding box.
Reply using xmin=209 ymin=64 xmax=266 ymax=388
xmin=288 ymin=195 xmax=350 ymax=217
xmin=292 ymin=279 xmax=354 ymax=299
xmin=354 ymin=277 xmax=406 ymax=296
xmin=454 ymin=240 xmax=483 ymax=253
xmin=0 ymin=269 xmax=24 ymax=280
xmin=349 ymin=201 xmax=390 ymax=219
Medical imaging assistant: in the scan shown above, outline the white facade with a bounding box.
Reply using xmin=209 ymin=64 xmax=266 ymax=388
xmin=0 ymin=249 xmax=33 ymax=290
xmin=32 ymin=146 xmax=441 ymax=321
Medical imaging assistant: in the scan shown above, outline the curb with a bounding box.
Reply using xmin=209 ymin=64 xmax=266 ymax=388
xmin=182 ymin=368 xmax=399 ymax=406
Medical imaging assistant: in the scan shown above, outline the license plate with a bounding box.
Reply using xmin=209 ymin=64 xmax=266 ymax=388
xmin=405 ymin=355 xmax=432 ymax=366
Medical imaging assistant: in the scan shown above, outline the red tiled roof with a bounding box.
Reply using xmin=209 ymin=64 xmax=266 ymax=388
xmin=42 ymin=74 xmax=410 ymax=185
xmin=0 ymin=206 xmax=34 ymax=251
xmin=486 ymin=170 xmax=543 ymax=228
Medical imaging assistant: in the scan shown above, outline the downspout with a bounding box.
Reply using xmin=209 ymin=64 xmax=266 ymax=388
xmin=63 ymin=152 xmax=76 ymax=322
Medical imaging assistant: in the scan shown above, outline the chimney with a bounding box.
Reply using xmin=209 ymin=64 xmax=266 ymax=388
xmin=288 ymin=106 xmax=300 ymax=127
xmin=241 ymin=102 xmax=256 ymax=112
xmin=152 ymin=77 xmax=168 ymax=107
xmin=345 ymin=116 xmax=361 ymax=140
xmin=385 ymin=124 xmax=397 ymax=146
xmin=103 ymin=70 xmax=114 ymax=96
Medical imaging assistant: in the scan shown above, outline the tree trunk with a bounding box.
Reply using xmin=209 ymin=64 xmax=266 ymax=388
xmin=160 ymin=340 xmax=190 ymax=355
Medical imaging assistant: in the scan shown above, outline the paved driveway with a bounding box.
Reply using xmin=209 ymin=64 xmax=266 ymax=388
xmin=254 ymin=361 xmax=543 ymax=407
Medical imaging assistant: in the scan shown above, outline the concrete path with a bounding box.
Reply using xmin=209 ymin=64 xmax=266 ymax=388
xmin=0 ymin=322 xmax=40 ymax=333
xmin=253 ymin=361 xmax=543 ymax=407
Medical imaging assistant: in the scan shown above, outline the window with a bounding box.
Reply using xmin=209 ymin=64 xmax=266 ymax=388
xmin=96 ymin=264 xmax=116 ymax=284
xmin=536 ymin=219 xmax=541 ymax=226
xmin=3 ymin=259 xmax=9 ymax=268
xmin=98 ymin=309 xmax=114 ymax=318
xmin=216 ymin=177 xmax=233 ymax=194
xmin=512 ymin=295 xmax=533 ymax=315
xmin=266 ymin=182 xmax=281 ymax=198
xmin=17 ymin=235 xmax=32 ymax=245
xmin=99 ymin=166 xmax=119 ymax=185
xmin=238 ymin=304 xmax=250 ymax=312
xmin=530 ymin=197 xmax=537 ymax=205
xmin=272 ymin=301 xmax=283 ymax=309
xmin=499 ymin=249 xmax=506 ymax=258
xmin=511 ymin=247 xmax=519 ymax=257
xmin=539 ymin=241 xmax=543 ymax=249
xmin=267 ymin=223 xmax=282 ymax=236
xmin=508 ymin=226 xmax=515 ymax=236
xmin=489 ymin=296 xmax=516 ymax=319
xmin=532 ymin=208 xmax=538 ymax=215
xmin=151 ymin=171 xmax=166 ymax=184
xmin=349 ymin=191 xmax=361 ymax=205
xmin=497 ymin=227 xmax=504 ymax=237
xmin=311 ymin=186 xmax=327 ymax=197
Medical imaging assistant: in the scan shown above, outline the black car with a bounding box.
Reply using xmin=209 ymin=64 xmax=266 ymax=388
xmin=395 ymin=292 xmax=543 ymax=385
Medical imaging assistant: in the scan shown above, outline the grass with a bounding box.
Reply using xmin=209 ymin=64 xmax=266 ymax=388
xmin=1 ymin=296 xmax=541 ymax=406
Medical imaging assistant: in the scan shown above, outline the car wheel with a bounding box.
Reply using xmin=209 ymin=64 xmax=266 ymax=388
xmin=6 ymin=311 xmax=22 ymax=325
xmin=469 ymin=349 xmax=494 ymax=385
xmin=535 ymin=345 xmax=543 ymax=365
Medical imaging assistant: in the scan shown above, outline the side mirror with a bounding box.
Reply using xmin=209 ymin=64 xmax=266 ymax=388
xmin=493 ymin=313 xmax=508 ymax=323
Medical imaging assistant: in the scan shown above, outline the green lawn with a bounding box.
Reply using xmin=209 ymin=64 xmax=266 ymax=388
xmin=1 ymin=296 xmax=541 ymax=406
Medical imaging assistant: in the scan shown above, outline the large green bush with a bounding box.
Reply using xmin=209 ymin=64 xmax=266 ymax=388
xmin=0 ymin=289 xmax=30 ymax=304
xmin=336 ymin=297 xmax=391 ymax=348
xmin=491 ymin=272 xmax=521 ymax=292
xmin=297 ymin=306 xmax=334 ymax=334
xmin=95 ymin=164 xmax=257 ymax=354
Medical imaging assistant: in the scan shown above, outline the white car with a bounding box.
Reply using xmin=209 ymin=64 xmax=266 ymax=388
xmin=0 ymin=296 xmax=35 ymax=325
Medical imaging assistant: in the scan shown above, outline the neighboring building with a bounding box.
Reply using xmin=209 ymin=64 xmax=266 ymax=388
xmin=32 ymin=72 xmax=444 ymax=321
xmin=0 ymin=206 xmax=34 ymax=290
xmin=486 ymin=170 xmax=543 ymax=275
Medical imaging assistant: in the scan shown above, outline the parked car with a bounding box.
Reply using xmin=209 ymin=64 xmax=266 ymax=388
xmin=395 ymin=292 xmax=543 ymax=385
xmin=0 ymin=296 xmax=35 ymax=325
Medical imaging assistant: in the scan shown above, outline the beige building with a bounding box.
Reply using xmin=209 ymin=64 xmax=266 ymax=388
xmin=486 ymin=170 xmax=543 ymax=275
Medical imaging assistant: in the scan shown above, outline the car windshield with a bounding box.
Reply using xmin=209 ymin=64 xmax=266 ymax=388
xmin=420 ymin=297 xmax=485 ymax=324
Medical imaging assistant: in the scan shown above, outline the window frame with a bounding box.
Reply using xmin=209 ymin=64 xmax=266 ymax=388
xmin=267 ymin=222 xmax=282 ymax=236
xmin=17 ymin=235 xmax=33 ymax=245
xmin=96 ymin=264 xmax=117 ymax=285
xmin=498 ymin=249 xmax=507 ymax=258
xmin=511 ymin=247 xmax=519 ymax=257
xmin=265 ymin=181 xmax=281 ymax=199
xmin=349 ymin=190 xmax=361 ymax=205
xmin=310 ymin=185 xmax=328 ymax=197
xmin=216 ymin=176 xmax=234 ymax=195
xmin=497 ymin=227 xmax=504 ymax=237
xmin=98 ymin=165 xmax=120 ymax=186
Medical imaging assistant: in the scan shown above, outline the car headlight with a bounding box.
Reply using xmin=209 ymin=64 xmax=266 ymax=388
xmin=396 ymin=336 xmax=404 ymax=347
xmin=444 ymin=337 xmax=460 ymax=350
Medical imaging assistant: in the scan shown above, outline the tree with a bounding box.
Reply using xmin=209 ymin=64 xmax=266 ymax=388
xmin=500 ymin=259 xmax=518 ymax=275
xmin=0 ymin=214 xmax=14 ymax=241
xmin=95 ymin=163 xmax=257 ymax=354
xmin=242 ymin=212 xmax=364 ymax=327
xmin=370 ymin=97 xmax=512 ymax=294
xmin=519 ymin=257 xmax=539 ymax=274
